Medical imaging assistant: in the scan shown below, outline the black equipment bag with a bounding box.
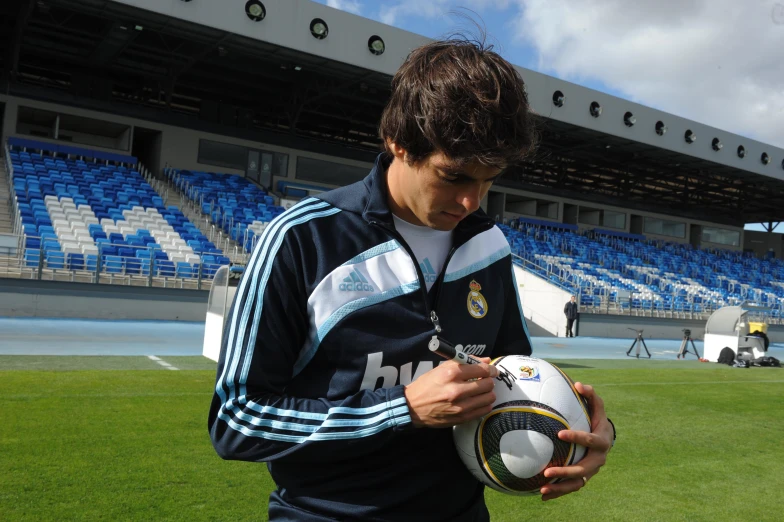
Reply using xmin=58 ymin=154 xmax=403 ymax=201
xmin=753 ymin=356 xmax=781 ymax=368
xmin=717 ymin=347 xmax=736 ymax=365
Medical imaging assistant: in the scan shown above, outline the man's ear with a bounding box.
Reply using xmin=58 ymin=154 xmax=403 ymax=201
xmin=386 ymin=140 xmax=408 ymax=162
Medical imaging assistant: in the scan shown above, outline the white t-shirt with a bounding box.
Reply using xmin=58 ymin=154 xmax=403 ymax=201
xmin=392 ymin=214 xmax=453 ymax=291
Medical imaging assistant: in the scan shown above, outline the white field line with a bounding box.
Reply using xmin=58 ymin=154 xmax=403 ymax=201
xmin=593 ymin=380 xmax=784 ymax=387
xmin=147 ymin=355 xmax=179 ymax=371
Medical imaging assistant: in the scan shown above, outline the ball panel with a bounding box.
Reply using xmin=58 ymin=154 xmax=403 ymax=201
xmin=499 ymin=430 xmax=553 ymax=479
xmin=539 ymin=374 xmax=581 ymax=426
xmin=550 ymin=362 xmax=592 ymax=426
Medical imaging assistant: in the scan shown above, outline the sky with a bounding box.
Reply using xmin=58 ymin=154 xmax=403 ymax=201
xmin=315 ymin=0 xmax=784 ymax=231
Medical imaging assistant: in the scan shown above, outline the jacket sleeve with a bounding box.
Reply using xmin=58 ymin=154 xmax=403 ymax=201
xmin=208 ymin=224 xmax=412 ymax=464
xmin=494 ymin=257 xmax=533 ymax=357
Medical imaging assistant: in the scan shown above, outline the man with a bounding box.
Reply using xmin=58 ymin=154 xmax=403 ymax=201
xmin=565 ymin=295 xmax=579 ymax=337
xmin=208 ymin=36 xmax=614 ymax=521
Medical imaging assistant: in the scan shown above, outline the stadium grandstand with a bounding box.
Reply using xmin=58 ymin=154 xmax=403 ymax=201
xmin=2 ymin=0 xmax=784 ymax=339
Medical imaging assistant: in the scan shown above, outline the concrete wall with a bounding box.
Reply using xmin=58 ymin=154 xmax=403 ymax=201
xmin=513 ymin=265 xmax=572 ymax=337
xmin=744 ymin=230 xmax=783 ymax=259
xmin=491 ymin=182 xmax=743 ymax=247
xmin=0 ymin=279 xmax=208 ymax=321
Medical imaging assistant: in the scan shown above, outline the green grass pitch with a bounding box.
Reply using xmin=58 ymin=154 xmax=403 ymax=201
xmin=1 ymin=356 xmax=782 ymax=521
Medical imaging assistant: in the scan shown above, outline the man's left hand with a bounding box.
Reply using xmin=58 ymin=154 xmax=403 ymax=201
xmin=539 ymin=382 xmax=612 ymax=501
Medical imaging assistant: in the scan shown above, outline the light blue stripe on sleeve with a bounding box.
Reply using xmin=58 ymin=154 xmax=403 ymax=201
xmin=217 ymin=398 xmax=410 ymax=441
xmin=217 ymin=198 xmax=322 ymax=402
xmin=239 ymin=206 xmax=342 ymax=394
xmin=233 ymin=399 xmax=329 ymax=421
xmin=230 ymin=412 xmax=322 ymax=433
xmin=220 ymin=413 xmax=411 ymax=443
xmin=444 ymin=245 xmax=511 ymax=283
xmin=240 ymin=395 xmax=407 ymax=420
xmin=230 ymin=201 xmax=332 ymax=395
xmin=326 ymin=396 xmax=407 ymax=416
xmin=321 ymin=405 xmax=410 ymax=428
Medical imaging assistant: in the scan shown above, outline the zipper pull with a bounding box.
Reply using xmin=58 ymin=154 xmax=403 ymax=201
xmin=430 ymin=310 xmax=442 ymax=333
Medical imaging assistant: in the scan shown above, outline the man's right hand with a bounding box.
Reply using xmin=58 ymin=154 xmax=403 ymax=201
xmin=404 ymin=358 xmax=498 ymax=428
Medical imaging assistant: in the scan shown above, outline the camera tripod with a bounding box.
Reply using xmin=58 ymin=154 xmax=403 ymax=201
xmin=676 ymin=332 xmax=700 ymax=359
xmin=626 ymin=328 xmax=651 ymax=358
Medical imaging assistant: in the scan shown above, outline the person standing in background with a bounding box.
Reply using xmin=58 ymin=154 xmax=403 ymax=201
xmin=564 ymin=295 xmax=578 ymax=337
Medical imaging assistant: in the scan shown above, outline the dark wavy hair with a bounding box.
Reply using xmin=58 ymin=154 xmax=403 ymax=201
xmin=379 ymin=35 xmax=537 ymax=169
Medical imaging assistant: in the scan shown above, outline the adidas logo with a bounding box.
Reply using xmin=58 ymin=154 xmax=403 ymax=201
xmin=419 ymin=258 xmax=438 ymax=284
xmin=339 ymin=268 xmax=374 ymax=292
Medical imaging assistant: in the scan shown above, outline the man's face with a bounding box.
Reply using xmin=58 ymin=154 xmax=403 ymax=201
xmin=387 ymin=148 xmax=502 ymax=231
xmin=571 ymin=296 xmax=576 ymax=302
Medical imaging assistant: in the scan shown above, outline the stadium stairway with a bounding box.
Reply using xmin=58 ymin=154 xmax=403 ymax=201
xmin=0 ymin=159 xmax=13 ymax=234
xmin=156 ymin=171 xmax=245 ymax=263
xmin=165 ymin=168 xmax=287 ymax=261
xmin=0 ymin=158 xmax=19 ymax=277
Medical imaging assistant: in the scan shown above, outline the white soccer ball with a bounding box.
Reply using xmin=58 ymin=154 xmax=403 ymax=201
xmin=453 ymin=355 xmax=592 ymax=496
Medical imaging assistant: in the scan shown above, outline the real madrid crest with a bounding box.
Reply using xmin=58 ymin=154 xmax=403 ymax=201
xmin=467 ymin=280 xmax=488 ymax=319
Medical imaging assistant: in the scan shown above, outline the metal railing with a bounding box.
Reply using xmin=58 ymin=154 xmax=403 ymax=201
xmin=1 ymin=234 xmax=219 ymax=290
xmin=512 ymin=253 xmax=578 ymax=294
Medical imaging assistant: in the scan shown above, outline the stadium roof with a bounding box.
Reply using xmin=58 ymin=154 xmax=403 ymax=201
xmin=2 ymin=0 xmax=784 ymax=227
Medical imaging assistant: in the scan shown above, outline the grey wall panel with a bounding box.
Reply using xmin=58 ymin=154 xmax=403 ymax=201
xmin=576 ymin=313 xmax=784 ymax=344
xmin=0 ymin=280 xmax=209 ymax=321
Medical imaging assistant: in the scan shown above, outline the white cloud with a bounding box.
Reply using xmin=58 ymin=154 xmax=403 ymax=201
xmin=511 ymin=0 xmax=784 ymax=147
xmin=369 ymin=0 xmax=784 ymax=148
xmin=326 ymin=0 xmax=363 ymax=16
xmin=379 ymin=0 xmax=511 ymax=26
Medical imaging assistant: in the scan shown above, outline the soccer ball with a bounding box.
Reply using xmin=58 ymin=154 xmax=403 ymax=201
xmin=453 ymin=355 xmax=592 ymax=495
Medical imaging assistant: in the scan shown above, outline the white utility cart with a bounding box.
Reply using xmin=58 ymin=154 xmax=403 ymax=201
xmin=703 ymin=305 xmax=769 ymax=362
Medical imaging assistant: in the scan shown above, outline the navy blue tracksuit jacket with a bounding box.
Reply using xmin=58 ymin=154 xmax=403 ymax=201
xmin=208 ymin=154 xmax=533 ymax=521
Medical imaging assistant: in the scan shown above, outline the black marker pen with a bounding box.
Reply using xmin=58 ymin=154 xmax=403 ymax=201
xmin=428 ymin=336 xmax=482 ymax=365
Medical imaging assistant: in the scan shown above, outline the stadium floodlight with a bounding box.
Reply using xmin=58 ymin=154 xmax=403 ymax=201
xmin=711 ymin=138 xmax=722 ymax=151
xmin=761 ymin=152 xmax=770 ymax=165
xmin=655 ymin=120 xmax=667 ymax=136
xmin=368 ymin=35 xmax=385 ymax=55
xmin=623 ymin=111 xmax=636 ymax=127
xmin=589 ymin=101 xmax=602 ymax=118
xmin=684 ymin=129 xmax=696 ymax=144
xmin=552 ymin=90 xmax=565 ymax=107
xmin=245 ymin=0 xmax=266 ymax=22
xmin=737 ymin=145 xmax=746 ymax=158
xmin=310 ymin=18 xmax=328 ymax=39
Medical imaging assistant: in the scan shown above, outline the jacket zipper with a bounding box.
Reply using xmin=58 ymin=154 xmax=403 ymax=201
xmin=370 ymin=219 xmax=492 ymax=337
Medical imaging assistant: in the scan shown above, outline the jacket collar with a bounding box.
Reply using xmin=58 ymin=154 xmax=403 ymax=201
xmin=361 ymin=153 xmax=495 ymax=242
